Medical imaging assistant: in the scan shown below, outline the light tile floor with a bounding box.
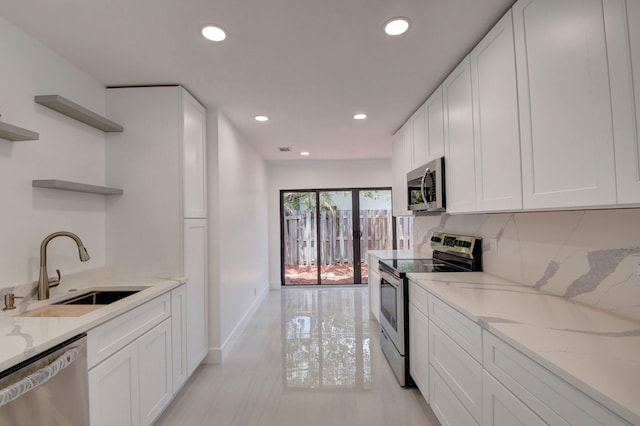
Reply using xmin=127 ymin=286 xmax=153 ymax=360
xmin=156 ymin=287 xmax=440 ymax=426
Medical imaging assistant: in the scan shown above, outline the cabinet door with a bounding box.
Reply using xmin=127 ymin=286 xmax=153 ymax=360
xmin=182 ymin=90 xmax=207 ymax=218
xmin=411 ymin=106 xmax=428 ymax=167
xmin=367 ymin=254 xmax=380 ymax=321
xmin=471 ymin=10 xmax=523 ymax=212
xmin=392 ymin=132 xmax=408 ymax=216
xmin=139 ymin=319 xmax=173 ymax=426
xmin=171 ymin=284 xmax=188 ymax=393
xmin=607 ymin=0 xmax=640 ymax=204
xmin=89 ymin=343 xmax=140 ymax=426
xmin=444 ymin=56 xmax=476 ymax=213
xmin=409 ymin=302 xmax=429 ymax=402
xmin=430 ymin=366 xmax=479 ymax=426
xmin=483 ymin=371 xmax=546 ymax=426
xmin=514 ymin=0 xmax=616 ymax=209
xmin=425 ymin=86 xmax=445 ymax=161
xmin=184 ymin=218 xmax=208 ymax=376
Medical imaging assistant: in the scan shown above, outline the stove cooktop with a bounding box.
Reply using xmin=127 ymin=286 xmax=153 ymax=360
xmin=378 ymin=258 xmax=467 ymax=277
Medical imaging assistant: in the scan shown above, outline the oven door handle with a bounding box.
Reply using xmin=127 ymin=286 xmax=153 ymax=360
xmin=380 ymin=270 xmax=401 ymax=288
xmin=0 ymin=346 xmax=81 ymax=408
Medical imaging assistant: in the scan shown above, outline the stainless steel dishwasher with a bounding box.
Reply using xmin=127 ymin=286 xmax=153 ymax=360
xmin=0 ymin=333 xmax=89 ymax=426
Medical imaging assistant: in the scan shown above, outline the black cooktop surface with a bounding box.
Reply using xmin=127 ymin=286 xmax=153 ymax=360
xmin=379 ymin=258 xmax=467 ymax=276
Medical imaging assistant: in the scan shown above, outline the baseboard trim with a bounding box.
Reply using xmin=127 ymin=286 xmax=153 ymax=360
xmin=204 ymin=287 xmax=269 ymax=364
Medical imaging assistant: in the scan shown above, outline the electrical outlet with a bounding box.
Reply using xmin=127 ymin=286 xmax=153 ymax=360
xmin=254 ymin=287 xmax=257 ymax=297
xmin=634 ymin=255 xmax=640 ymax=285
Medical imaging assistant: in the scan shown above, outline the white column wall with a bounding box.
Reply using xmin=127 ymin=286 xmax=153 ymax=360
xmin=0 ymin=16 xmax=107 ymax=290
xmin=266 ymin=159 xmax=392 ymax=288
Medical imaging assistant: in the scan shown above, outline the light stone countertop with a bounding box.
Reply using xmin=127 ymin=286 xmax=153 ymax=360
xmin=0 ymin=268 xmax=184 ymax=372
xmin=407 ymin=271 xmax=640 ymax=425
xmin=366 ymin=250 xmax=420 ymax=261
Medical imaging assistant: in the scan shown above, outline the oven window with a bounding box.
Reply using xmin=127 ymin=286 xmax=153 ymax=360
xmin=380 ymin=279 xmax=397 ymax=332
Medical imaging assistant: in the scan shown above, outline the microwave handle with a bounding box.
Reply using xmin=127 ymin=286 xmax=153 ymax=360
xmin=420 ymin=168 xmax=430 ymax=204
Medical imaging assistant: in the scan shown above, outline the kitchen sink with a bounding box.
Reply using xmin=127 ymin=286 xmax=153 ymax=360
xmin=55 ymin=289 xmax=143 ymax=305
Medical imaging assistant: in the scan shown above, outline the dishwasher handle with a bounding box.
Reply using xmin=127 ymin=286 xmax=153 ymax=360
xmin=0 ymin=346 xmax=81 ymax=408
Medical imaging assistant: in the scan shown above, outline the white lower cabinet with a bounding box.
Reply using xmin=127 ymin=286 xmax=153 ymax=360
xmin=408 ymin=301 xmax=429 ymax=401
xmin=90 ymin=319 xmax=173 ymax=426
xmin=367 ymin=253 xmax=380 ymax=321
xmin=483 ymin=371 xmax=545 ymax=426
xmin=430 ymin=366 xmax=479 ymax=426
xmin=171 ymin=284 xmax=188 ymax=393
xmin=138 ymin=319 xmax=173 ymax=425
xmin=89 ymin=342 xmax=140 ymax=426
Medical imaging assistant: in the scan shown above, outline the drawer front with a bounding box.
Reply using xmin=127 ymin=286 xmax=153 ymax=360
xmin=428 ymin=294 xmax=482 ymax=362
xmin=430 ymin=366 xmax=479 ymax=426
xmin=88 ymin=293 xmax=171 ymax=369
xmin=483 ymin=331 xmax=630 ymax=426
xmin=409 ymin=280 xmax=428 ymax=316
xmin=430 ymin=320 xmax=483 ymax=423
xmin=483 ymin=370 xmax=546 ymax=426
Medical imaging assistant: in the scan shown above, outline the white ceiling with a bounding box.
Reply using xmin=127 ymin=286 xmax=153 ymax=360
xmin=0 ymin=0 xmax=514 ymax=161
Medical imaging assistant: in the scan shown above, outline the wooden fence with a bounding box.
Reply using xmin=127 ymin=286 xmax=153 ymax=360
xmin=283 ymin=210 xmax=412 ymax=266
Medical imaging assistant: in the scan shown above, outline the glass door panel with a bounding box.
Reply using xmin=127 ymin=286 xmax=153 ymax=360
xmin=283 ymin=192 xmax=318 ymax=285
xmin=319 ymin=191 xmax=353 ymax=284
xmin=358 ymin=190 xmax=393 ymax=284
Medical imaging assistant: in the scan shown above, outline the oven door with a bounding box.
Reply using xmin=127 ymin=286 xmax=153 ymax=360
xmin=379 ymin=270 xmax=404 ymax=355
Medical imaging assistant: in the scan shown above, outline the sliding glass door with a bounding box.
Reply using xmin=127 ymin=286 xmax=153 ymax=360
xmin=281 ymin=188 xmax=393 ymax=285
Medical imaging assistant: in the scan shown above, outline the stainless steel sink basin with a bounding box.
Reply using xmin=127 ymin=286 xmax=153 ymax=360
xmin=55 ymin=290 xmax=142 ymax=305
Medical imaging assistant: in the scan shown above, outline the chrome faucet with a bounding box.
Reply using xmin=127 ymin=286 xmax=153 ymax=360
xmin=38 ymin=232 xmax=90 ymax=300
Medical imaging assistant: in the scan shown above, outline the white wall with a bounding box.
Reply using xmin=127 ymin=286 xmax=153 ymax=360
xmin=208 ymin=111 xmax=269 ymax=362
xmin=267 ymin=159 xmax=392 ymax=288
xmin=413 ymin=208 xmax=640 ymax=321
xmin=0 ymin=16 xmax=107 ymax=292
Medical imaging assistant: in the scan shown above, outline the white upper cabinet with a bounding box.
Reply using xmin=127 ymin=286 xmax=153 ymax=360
xmin=392 ymin=126 xmax=412 ymax=216
xmin=444 ymin=56 xmax=477 ymax=213
xmin=471 ymin=10 xmax=523 ymax=212
xmin=411 ymin=106 xmax=428 ymax=168
xmin=514 ymin=0 xmax=617 ymax=209
xmin=607 ymin=0 xmax=640 ymax=205
xmin=182 ymin=92 xmax=207 ymax=218
xmin=425 ymin=86 xmax=445 ymax=162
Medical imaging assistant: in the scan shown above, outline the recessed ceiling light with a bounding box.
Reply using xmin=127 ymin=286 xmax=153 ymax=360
xmin=300 ymin=151 xmax=310 ymax=156
xmin=201 ymin=25 xmax=226 ymax=42
xmin=353 ymin=113 xmax=368 ymax=120
xmin=254 ymin=115 xmax=269 ymax=122
xmin=384 ymin=18 xmax=410 ymax=36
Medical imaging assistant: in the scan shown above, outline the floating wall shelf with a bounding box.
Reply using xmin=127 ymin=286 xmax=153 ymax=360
xmin=33 ymin=180 xmax=123 ymax=195
xmin=34 ymin=95 xmax=124 ymax=132
xmin=0 ymin=121 xmax=39 ymax=141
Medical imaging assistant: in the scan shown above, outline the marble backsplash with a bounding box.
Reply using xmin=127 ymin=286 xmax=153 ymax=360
xmin=413 ymin=208 xmax=640 ymax=321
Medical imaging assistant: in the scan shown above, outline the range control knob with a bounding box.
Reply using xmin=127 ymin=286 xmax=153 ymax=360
xmin=431 ymin=236 xmax=442 ymax=243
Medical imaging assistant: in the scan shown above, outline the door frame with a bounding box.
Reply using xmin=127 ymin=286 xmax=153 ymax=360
xmin=280 ymin=187 xmax=392 ymax=286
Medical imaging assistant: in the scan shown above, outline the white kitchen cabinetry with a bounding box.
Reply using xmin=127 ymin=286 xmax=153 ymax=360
xmin=88 ymin=294 xmax=173 ymax=426
xmin=425 ymin=86 xmax=445 ymax=163
xmin=444 ymin=56 xmax=476 ymax=213
xmin=138 ymin=319 xmax=173 ymax=425
xmin=367 ymin=253 xmax=380 ymax=321
xmin=483 ymin=331 xmax=629 ymax=426
xmin=607 ymin=0 xmax=640 ymax=205
xmin=408 ymin=281 xmax=429 ymax=402
xmin=514 ymin=0 xmax=617 ymax=209
xmin=483 ymin=371 xmax=545 ymax=426
xmin=89 ymin=342 xmax=140 ymax=426
xmin=185 ymin=218 xmax=208 ymax=376
xmin=411 ymin=106 xmax=428 ymax=168
xmin=171 ymin=284 xmax=188 ymax=393
xmin=392 ymin=130 xmax=411 ymax=216
xmin=430 ymin=366 xmax=479 ymax=426
xmin=470 ymin=10 xmax=522 ymax=212
xmin=106 ymin=86 xmax=208 ymax=378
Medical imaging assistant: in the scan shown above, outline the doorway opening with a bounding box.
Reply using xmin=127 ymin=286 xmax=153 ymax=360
xmin=281 ymin=188 xmax=396 ymax=285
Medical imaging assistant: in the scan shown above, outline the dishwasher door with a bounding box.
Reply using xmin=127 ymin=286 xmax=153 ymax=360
xmin=0 ymin=333 xmax=89 ymax=426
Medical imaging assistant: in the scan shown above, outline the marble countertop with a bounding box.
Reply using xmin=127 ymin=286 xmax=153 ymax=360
xmin=367 ymin=250 xmax=419 ymax=260
xmin=407 ymin=271 xmax=640 ymax=425
xmin=0 ymin=268 xmax=183 ymax=372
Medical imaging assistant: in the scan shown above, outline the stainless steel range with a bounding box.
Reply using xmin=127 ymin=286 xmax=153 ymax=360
xmin=378 ymin=232 xmax=482 ymax=387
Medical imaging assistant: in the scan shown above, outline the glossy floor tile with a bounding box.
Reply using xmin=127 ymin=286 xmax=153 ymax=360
xmin=156 ymin=287 xmax=440 ymax=426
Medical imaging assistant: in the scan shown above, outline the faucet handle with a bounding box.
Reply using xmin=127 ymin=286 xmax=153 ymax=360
xmin=48 ymin=269 xmax=62 ymax=288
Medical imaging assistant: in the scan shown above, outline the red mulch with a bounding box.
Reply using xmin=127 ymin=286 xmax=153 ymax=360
xmin=285 ymin=264 xmax=368 ymax=284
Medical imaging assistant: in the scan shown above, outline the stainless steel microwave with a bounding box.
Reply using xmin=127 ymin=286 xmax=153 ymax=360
xmin=407 ymin=157 xmax=445 ymax=213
